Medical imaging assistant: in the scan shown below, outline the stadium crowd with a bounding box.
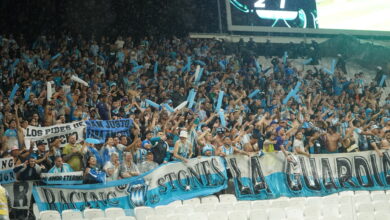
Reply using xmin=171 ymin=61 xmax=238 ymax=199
xmin=0 ymin=34 xmax=389 ymax=184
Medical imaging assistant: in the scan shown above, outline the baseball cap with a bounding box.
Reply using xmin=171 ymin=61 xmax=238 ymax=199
xmin=179 ymin=131 xmax=188 ymax=138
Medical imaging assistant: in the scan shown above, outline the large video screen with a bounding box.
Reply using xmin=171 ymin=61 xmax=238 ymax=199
xmin=227 ymin=0 xmax=390 ymax=32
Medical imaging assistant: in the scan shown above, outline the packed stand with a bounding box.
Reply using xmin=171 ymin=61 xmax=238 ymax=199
xmin=0 ymin=34 xmax=389 ymax=185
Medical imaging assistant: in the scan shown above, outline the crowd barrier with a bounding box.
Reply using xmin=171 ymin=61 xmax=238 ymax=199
xmin=2 ymin=149 xmax=388 ymax=214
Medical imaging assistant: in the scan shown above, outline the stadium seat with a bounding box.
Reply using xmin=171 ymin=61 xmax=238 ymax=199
xmin=134 ymin=206 xmax=155 ymax=220
xmin=228 ymin=211 xmax=248 ymax=220
xmin=322 ymin=205 xmax=339 ymax=217
xmin=187 ymin=213 xmax=208 ymax=220
xmin=249 ymin=210 xmax=267 ymax=220
xmin=322 ymin=195 xmax=339 ymax=205
xmin=340 ymin=214 xmax=353 ymax=220
xmin=373 ymin=200 xmax=390 ymax=212
xmin=116 ymin=217 xmax=136 ymax=220
xmin=354 ymin=194 xmax=372 ymax=204
xmin=274 ymin=197 xmax=289 ymax=202
xmin=105 ymin=207 xmax=126 ymax=218
xmin=209 ymin=211 xmax=229 ymax=220
xmin=167 ymin=200 xmax=183 ymax=206
xmin=339 ymin=195 xmax=353 ymax=204
xmin=62 ymin=209 xmax=83 ymax=220
xmin=268 ymin=208 xmax=286 ymax=219
xmin=146 ymin=215 xmax=167 ymax=220
xmin=305 ymin=197 xmax=322 ymax=207
xmin=83 ymin=208 xmax=105 ymax=219
xmin=285 ymin=207 xmax=304 ymax=219
xmin=370 ymin=190 xmax=385 ymax=196
xmin=271 ymin=200 xmax=289 ymax=208
xmin=355 ymin=191 xmax=370 ymax=195
xmin=358 ymin=212 xmax=375 ymax=220
xmin=219 ymin=194 xmax=237 ymax=203
xmin=251 ymin=200 xmax=269 ymax=209
xmin=339 ymin=191 xmax=354 ymax=196
xmin=166 ymin=214 xmax=187 ymax=220
xmin=371 ymin=193 xmax=389 ymax=201
xmin=303 ymin=206 xmax=321 ymax=217
xmin=287 ymin=197 xmax=305 ymax=208
xmin=194 ymin=203 xmax=216 ymax=213
xmin=325 ymin=193 xmax=339 ymax=198
xmin=339 ymin=204 xmax=354 ymax=217
xmin=173 ymin=204 xmax=194 ymax=214
xmin=234 ymin=201 xmax=251 ymax=211
xmin=356 ymin=203 xmax=375 ymax=213
xmin=322 ymin=216 xmax=340 ymax=220
xmin=375 ymin=212 xmax=390 ymax=220
xmin=40 ymin=210 xmax=61 ymax=220
xmin=154 ymin=205 xmax=174 ymax=215
xmin=201 ymin=195 xmax=219 ymax=204
xmin=183 ymin=197 xmax=201 ymax=205
xmin=216 ymin=202 xmax=235 ymax=211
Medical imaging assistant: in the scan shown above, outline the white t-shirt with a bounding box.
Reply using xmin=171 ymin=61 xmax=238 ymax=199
xmin=103 ymin=161 xmax=119 ymax=181
xmin=293 ymin=139 xmax=304 ymax=152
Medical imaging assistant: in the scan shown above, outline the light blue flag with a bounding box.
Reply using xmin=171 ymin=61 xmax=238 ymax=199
xmin=215 ymin=91 xmax=224 ymax=112
xmin=324 ymin=59 xmax=337 ymax=74
xmin=9 ymin=84 xmax=20 ymax=105
xmin=195 ymin=60 xmax=206 ymax=66
xmin=301 ymin=58 xmax=313 ymax=65
xmin=331 ymin=59 xmax=336 ymax=72
xmin=219 ymin=110 xmax=226 ymax=127
xmin=282 ymin=81 xmax=301 ymax=105
xmin=51 ymin=53 xmax=62 ymax=61
xmin=66 ymin=93 xmax=74 ymax=104
xmin=218 ymin=60 xmax=226 ymax=70
xmin=255 ymin=59 xmax=261 ymax=74
xmin=145 ymin=99 xmax=161 ymax=110
xmin=24 ymin=87 xmax=31 ymax=101
xmin=130 ymin=60 xmax=138 ymax=67
xmin=132 ymin=65 xmax=144 ymax=73
xmin=248 ymin=89 xmax=260 ymax=99
xmin=379 ymin=75 xmax=387 ymax=87
xmin=195 ymin=68 xmax=204 ymax=83
xmin=12 ymin=58 xmax=20 ymax=67
xmin=188 ymin=90 xmax=197 ymax=109
xmin=153 ymin=61 xmax=158 ymax=74
xmin=181 ymin=56 xmax=192 ymax=72
xmin=293 ymin=94 xmax=302 ymax=104
xmin=324 ymin=68 xmax=333 ymax=75
xmin=163 ymin=103 xmax=174 ymax=113
xmin=283 ymin=51 xmax=288 ymax=64
xmin=187 ymin=89 xmax=194 ymax=102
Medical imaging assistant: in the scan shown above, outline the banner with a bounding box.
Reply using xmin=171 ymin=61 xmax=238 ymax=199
xmin=24 ymin=121 xmax=86 ymax=149
xmin=33 ymin=157 xmax=227 ymax=212
xmin=4 ymin=181 xmax=33 ymax=209
xmin=85 ymin=119 xmax=133 ymax=144
xmin=226 ymin=150 xmax=390 ymax=200
xmin=0 ymin=158 xmax=15 ymax=184
xmin=41 ymin=172 xmax=83 ymax=185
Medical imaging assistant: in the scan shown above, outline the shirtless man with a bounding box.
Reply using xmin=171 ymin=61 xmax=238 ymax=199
xmin=325 ymin=126 xmax=341 ymax=153
xmin=381 ymin=131 xmax=390 ymax=149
